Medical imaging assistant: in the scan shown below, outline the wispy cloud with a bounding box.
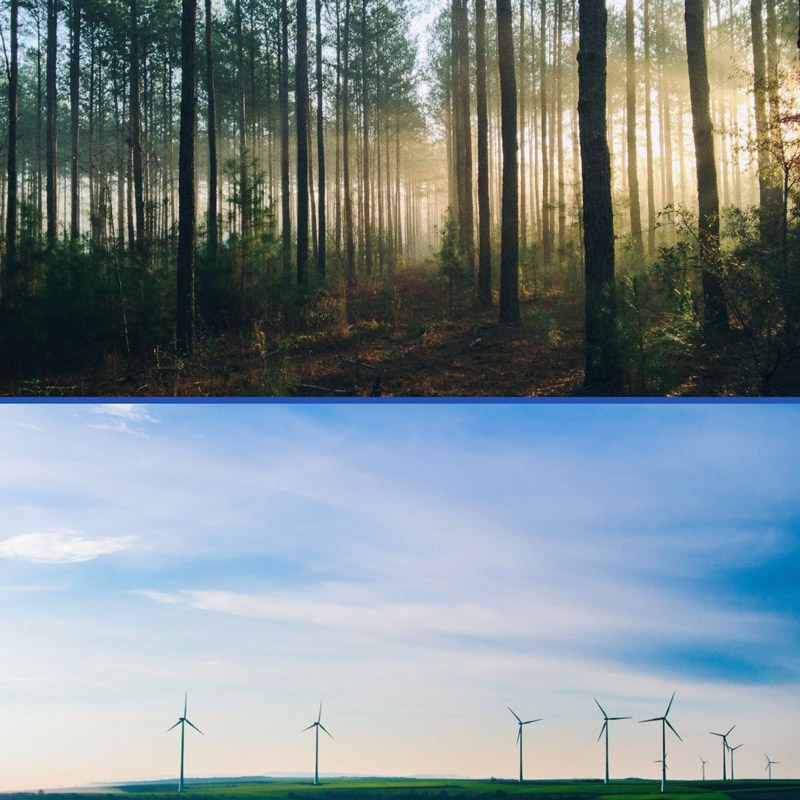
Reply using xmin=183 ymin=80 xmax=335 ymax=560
xmin=92 ymin=404 xmax=159 ymax=424
xmin=0 ymin=530 xmax=135 ymax=563
xmin=88 ymin=421 xmax=146 ymax=437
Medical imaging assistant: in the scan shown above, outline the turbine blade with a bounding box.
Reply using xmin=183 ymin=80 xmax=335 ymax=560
xmin=522 ymin=718 xmax=542 ymax=725
xmin=184 ymin=691 xmax=188 ymax=718
xmin=516 ymin=729 xmax=520 ymax=745
xmin=664 ymin=691 xmax=675 ymax=717
xmin=185 ymin=718 xmax=204 ymax=735
xmin=167 ymin=720 xmax=182 ymax=732
xmin=597 ymin=721 xmax=607 ymax=742
xmin=640 ymin=717 xmax=661 ymax=723
xmin=726 ymin=725 xmax=735 ymax=736
xmin=318 ymin=702 xmax=322 ymax=724
xmin=710 ymin=732 xmax=724 ymax=737
xmin=666 ymin=719 xmax=682 ymax=742
xmin=302 ymin=724 xmax=316 ymax=732
xmin=319 ymin=724 xmax=333 ymax=739
xmin=507 ymin=707 xmax=522 ymax=723
xmin=593 ymin=698 xmax=607 ymax=717
xmin=608 ymin=716 xmax=631 ymax=721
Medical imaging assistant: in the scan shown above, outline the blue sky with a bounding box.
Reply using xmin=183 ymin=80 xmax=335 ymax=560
xmin=0 ymin=402 xmax=798 ymax=789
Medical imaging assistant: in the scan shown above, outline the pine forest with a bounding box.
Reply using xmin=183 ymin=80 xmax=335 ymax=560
xmin=1 ymin=0 xmax=799 ymax=394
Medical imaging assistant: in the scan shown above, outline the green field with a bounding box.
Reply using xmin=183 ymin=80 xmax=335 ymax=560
xmin=5 ymin=778 xmax=798 ymax=800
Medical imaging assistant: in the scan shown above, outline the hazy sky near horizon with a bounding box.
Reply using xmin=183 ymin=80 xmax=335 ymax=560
xmin=1 ymin=402 xmax=798 ymax=791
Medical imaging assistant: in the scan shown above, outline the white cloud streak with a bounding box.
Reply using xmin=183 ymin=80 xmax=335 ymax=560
xmin=0 ymin=530 xmax=135 ymax=563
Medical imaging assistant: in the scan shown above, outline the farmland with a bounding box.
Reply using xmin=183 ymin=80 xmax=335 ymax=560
xmin=5 ymin=778 xmax=799 ymax=800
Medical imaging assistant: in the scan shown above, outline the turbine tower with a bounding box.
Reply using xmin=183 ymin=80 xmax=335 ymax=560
xmin=167 ymin=691 xmax=203 ymax=793
xmin=728 ymin=743 xmax=743 ymax=780
xmin=710 ymin=725 xmax=735 ymax=780
xmin=593 ymin=697 xmax=631 ymax=784
xmin=700 ymin=757 xmax=708 ymax=781
xmin=303 ymin=703 xmax=333 ymax=785
xmin=640 ymin=692 xmax=681 ymax=793
xmin=507 ymin=707 xmax=542 ymax=783
xmin=765 ymin=754 xmax=779 ymax=779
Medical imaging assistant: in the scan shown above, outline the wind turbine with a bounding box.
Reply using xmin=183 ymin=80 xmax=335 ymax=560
xmin=167 ymin=691 xmax=203 ymax=793
xmin=640 ymin=692 xmax=681 ymax=793
xmin=728 ymin=743 xmax=743 ymax=780
xmin=507 ymin=707 xmax=542 ymax=783
xmin=593 ymin=698 xmax=631 ymax=784
xmin=765 ymin=754 xmax=779 ymax=779
xmin=709 ymin=725 xmax=735 ymax=780
xmin=303 ymin=703 xmax=333 ymax=785
xmin=700 ymin=757 xmax=708 ymax=781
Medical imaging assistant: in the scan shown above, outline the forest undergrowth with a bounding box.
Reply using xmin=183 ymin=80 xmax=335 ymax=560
xmin=2 ymin=230 xmax=797 ymax=397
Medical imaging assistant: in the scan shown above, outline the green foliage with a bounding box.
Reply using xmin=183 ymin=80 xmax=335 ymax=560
xmin=437 ymin=210 xmax=470 ymax=316
xmin=616 ymin=266 xmax=700 ymax=395
xmin=0 ymin=245 xmax=121 ymax=375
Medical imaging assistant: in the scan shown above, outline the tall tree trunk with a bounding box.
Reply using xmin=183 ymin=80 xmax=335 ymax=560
xmin=455 ymin=0 xmax=474 ymax=280
xmin=361 ymin=0 xmax=373 ymax=276
xmin=343 ymin=0 xmax=355 ymax=283
xmin=5 ymin=0 xmax=18 ymax=269
xmin=476 ymin=0 xmax=492 ymax=306
xmin=316 ymin=0 xmax=326 ymax=280
xmin=497 ymin=0 xmax=520 ymax=324
xmin=131 ymin=0 xmax=145 ymax=255
xmin=235 ymin=0 xmax=249 ymax=237
xmin=46 ymin=0 xmax=57 ymax=244
xmin=297 ymin=0 xmax=310 ymax=291
xmin=578 ymin=0 xmax=621 ymax=392
xmin=334 ymin=0 xmax=342 ymax=258
xmin=540 ymin=0 xmax=551 ymax=265
xmin=69 ymin=0 xmax=81 ymax=241
xmin=643 ymin=0 xmax=656 ymax=258
xmin=626 ymin=0 xmax=644 ymax=260
xmin=177 ymin=0 xmax=197 ymax=356
xmin=685 ymin=0 xmax=728 ymax=332
xmin=36 ymin=18 xmax=43 ymax=242
xmin=518 ymin=0 xmax=527 ymax=253
xmin=556 ymin=0 xmax=565 ymax=262
xmin=750 ymin=0 xmax=781 ymax=235
xmin=204 ymin=0 xmax=218 ymax=258
xmin=280 ymin=0 xmax=291 ymax=275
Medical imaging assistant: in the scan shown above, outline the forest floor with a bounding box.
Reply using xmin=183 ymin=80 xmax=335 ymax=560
xmin=2 ymin=268 xmax=799 ymax=397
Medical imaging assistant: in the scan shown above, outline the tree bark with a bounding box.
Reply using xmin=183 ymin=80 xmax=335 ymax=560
xmin=46 ymin=0 xmax=57 ymax=244
xmin=235 ymin=0 xmax=249 ymax=237
xmin=69 ymin=0 xmax=81 ymax=242
xmin=540 ymin=0 xmax=552 ymax=265
xmin=685 ymin=0 xmax=728 ymax=332
xmin=177 ymin=0 xmax=197 ymax=356
xmin=5 ymin=0 xmax=18 ymax=267
xmin=316 ymin=0 xmax=326 ymax=280
xmin=361 ymin=0 xmax=373 ymax=277
xmin=297 ymin=0 xmax=310 ymax=291
xmin=204 ymin=0 xmax=218 ymax=258
xmin=497 ymin=0 xmax=520 ymax=324
xmin=476 ymin=0 xmax=492 ymax=306
xmin=643 ymin=0 xmax=656 ymax=257
xmin=130 ymin=0 xmax=145 ymax=255
xmin=750 ymin=0 xmax=781 ymax=236
xmin=578 ymin=0 xmax=621 ymax=392
xmin=280 ymin=0 xmax=291 ymax=275
xmin=518 ymin=0 xmax=527 ymax=253
xmin=625 ymin=0 xmax=644 ymax=260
